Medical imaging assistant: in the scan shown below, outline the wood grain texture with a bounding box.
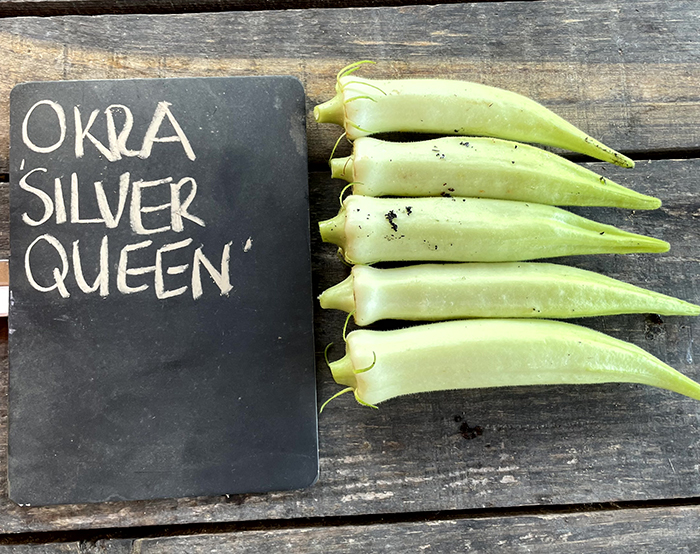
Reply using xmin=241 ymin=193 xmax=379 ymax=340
xmin=0 ymin=157 xmax=699 ymax=532
xmin=3 ymin=504 xmax=700 ymax=552
xmin=0 ymin=0 xmax=698 ymax=173
xmin=112 ymin=505 xmax=700 ymax=553
xmin=0 ymin=0 xmax=540 ymax=18
xmin=0 ymin=541 xmax=133 ymax=552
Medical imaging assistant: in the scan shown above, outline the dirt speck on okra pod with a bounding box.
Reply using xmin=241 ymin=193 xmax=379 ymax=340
xmin=385 ymin=210 xmax=398 ymax=231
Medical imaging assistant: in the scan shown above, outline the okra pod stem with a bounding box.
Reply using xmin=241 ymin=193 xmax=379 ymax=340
xmin=318 ymin=196 xmax=669 ymax=265
xmin=327 ymin=319 xmax=700 ymax=407
xmin=314 ymin=63 xmax=634 ymax=167
xmin=331 ymin=137 xmax=659 ymax=209
xmin=319 ymin=263 xmax=700 ymax=325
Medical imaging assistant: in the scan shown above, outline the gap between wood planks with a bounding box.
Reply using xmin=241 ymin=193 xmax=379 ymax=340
xmin=0 ymin=495 xmax=700 ymax=546
xmin=0 ymin=0 xmax=542 ymax=19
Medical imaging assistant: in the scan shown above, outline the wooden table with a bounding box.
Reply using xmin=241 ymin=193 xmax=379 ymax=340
xmin=0 ymin=0 xmax=699 ymax=550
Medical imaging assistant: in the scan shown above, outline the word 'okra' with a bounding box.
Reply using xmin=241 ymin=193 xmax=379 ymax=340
xmin=320 ymin=263 xmax=700 ymax=325
xmin=318 ymin=195 xmax=669 ymax=265
xmin=314 ymin=62 xmax=634 ymax=168
xmin=325 ymin=319 xmax=700 ymax=408
xmin=331 ymin=137 xmax=659 ymax=209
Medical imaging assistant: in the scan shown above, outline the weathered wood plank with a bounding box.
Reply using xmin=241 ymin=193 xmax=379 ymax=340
xmin=0 ymin=156 xmax=698 ymax=532
xmin=4 ymin=504 xmax=700 ymax=552
xmin=0 ymin=545 xmax=101 ymax=553
xmin=0 ymin=0 xmax=538 ymax=18
xmin=115 ymin=505 xmax=700 ymax=552
xmin=0 ymin=0 xmax=698 ymax=173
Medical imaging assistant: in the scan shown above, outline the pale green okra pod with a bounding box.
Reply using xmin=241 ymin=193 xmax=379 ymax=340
xmin=314 ymin=62 xmax=635 ymax=168
xmin=319 ymin=263 xmax=700 ymax=326
xmin=327 ymin=319 xmax=700 ymax=407
xmin=318 ymin=195 xmax=669 ymax=265
xmin=331 ymin=137 xmax=659 ymax=209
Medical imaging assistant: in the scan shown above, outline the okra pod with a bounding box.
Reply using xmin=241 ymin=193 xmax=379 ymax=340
xmin=319 ymin=263 xmax=700 ymax=325
xmin=326 ymin=319 xmax=700 ymax=407
xmin=331 ymin=137 xmax=659 ymax=209
xmin=314 ymin=62 xmax=634 ymax=168
xmin=318 ymin=196 xmax=669 ymax=265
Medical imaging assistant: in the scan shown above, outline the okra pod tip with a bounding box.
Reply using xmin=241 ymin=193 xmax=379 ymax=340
xmin=328 ymin=352 xmax=357 ymax=388
xmin=319 ymin=273 xmax=355 ymax=314
xmin=330 ymin=156 xmax=353 ymax=181
xmin=314 ymin=93 xmax=346 ymax=127
xmin=318 ymin=205 xmax=346 ymax=246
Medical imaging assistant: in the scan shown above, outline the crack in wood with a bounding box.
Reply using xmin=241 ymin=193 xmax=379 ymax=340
xmin=1 ymin=495 xmax=700 ymax=547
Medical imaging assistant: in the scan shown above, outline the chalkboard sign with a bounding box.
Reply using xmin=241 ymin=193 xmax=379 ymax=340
xmin=8 ymin=77 xmax=318 ymax=505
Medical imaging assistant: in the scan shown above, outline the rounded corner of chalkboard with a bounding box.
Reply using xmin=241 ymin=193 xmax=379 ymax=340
xmin=9 ymin=81 xmax=33 ymax=101
xmin=6 ymin=477 xmax=29 ymax=508
xmin=280 ymin=75 xmax=306 ymax=97
xmin=300 ymin=461 xmax=321 ymax=491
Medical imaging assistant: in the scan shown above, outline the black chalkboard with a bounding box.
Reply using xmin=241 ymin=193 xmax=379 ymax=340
xmin=8 ymin=77 xmax=318 ymax=505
